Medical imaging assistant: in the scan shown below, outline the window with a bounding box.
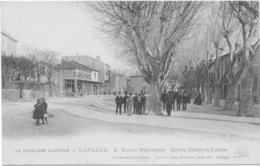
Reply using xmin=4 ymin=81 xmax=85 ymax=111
xmin=64 ymin=79 xmax=75 ymax=92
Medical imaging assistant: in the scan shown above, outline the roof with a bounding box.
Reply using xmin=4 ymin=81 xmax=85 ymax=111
xmin=109 ymin=70 xmax=125 ymax=76
xmin=57 ymin=60 xmax=99 ymax=72
xmin=63 ymin=55 xmax=110 ymax=67
xmin=1 ymin=30 xmax=18 ymax=42
xmin=130 ymin=75 xmax=144 ymax=78
xmin=10 ymin=81 xmax=45 ymax=84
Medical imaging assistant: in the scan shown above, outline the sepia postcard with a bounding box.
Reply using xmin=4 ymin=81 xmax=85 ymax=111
xmin=1 ymin=1 xmax=260 ymax=165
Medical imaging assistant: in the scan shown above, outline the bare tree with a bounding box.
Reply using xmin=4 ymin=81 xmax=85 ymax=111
xmin=90 ymin=1 xmax=204 ymax=115
xmin=1 ymin=53 xmax=17 ymax=88
xmin=41 ymin=49 xmax=59 ymax=83
xmin=24 ymin=46 xmax=45 ymax=82
xmin=213 ymin=1 xmax=242 ymax=110
xmin=208 ymin=6 xmax=227 ymax=107
xmin=228 ymin=1 xmax=259 ymax=116
xmin=24 ymin=46 xmax=59 ymax=83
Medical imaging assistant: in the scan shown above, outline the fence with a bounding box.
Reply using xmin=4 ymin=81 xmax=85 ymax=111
xmin=2 ymin=82 xmax=59 ymax=100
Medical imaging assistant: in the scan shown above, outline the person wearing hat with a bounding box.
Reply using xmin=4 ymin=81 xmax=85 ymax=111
xmin=115 ymin=92 xmax=123 ymax=114
xmin=137 ymin=93 xmax=142 ymax=114
xmin=176 ymin=91 xmax=182 ymax=110
xmin=123 ymin=91 xmax=128 ymax=113
xmin=133 ymin=93 xmax=138 ymax=114
xmin=166 ymin=91 xmax=172 ymax=116
xmin=161 ymin=90 xmax=167 ymax=110
xmin=126 ymin=93 xmax=133 ymax=115
xmin=140 ymin=93 xmax=146 ymax=114
xmin=182 ymin=90 xmax=188 ymax=110
xmin=32 ymin=99 xmax=44 ymax=126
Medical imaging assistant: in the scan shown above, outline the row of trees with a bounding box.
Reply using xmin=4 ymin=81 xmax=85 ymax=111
xmin=91 ymin=1 xmax=259 ymax=116
xmin=175 ymin=1 xmax=259 ymax=117
xmin=2 ymin=46 xmax=59 ymax=88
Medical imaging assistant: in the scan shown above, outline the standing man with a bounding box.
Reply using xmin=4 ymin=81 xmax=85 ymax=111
xmin=182 ymin=90 xmax=188 ymax=111
xmin=176 ymin=91 xmax=182 ymax=111
xmin=137 ymin=94 xmax=142 ymax=114
xmin=161 ymin=90 xmax=167 ymax=110
xmin=123 ymin=91 xmax=128 ymax=113
xmin=166 ymin=91 xmax=172 ymax=116
xmin=133 ymin=93 xmax=138 ymax=114
xmin=115 ymin=92 xmax=123 ymax=115
xmin=140 ymin=93 xmax=146 ymax=114
xmin=127 ymin=93 xmax=134 ymax=115
xmin=169 ymin=91 xmax=175 ymax=111
xmin=172 ymin=90 xmax=177 ymax=110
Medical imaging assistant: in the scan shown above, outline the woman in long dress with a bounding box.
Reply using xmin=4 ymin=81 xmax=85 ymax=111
xmin=33 ymin=99 xmax=44 ymax=125
xmin=193 ymin=92 xmax=202 ymax=105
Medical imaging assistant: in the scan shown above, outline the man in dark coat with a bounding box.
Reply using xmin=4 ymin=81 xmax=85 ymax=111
xmin=182 ymin=91 xmax=188 ymax=110
xmin=123 ymin=92 xmax=128 ymax=113
xmin=166 ymin=91 xmax=172 ymax=116
xmin=169 ymin=91 xmax=175 ymax=111
xmin=133 ymin=93 xmax=138 ymax=114
xmin=140 ymin=93 xmax=146 ymax=114
xmin=137 ymin=94 xmax=142 ymax=114
xmin=161 ymin=91 xmax=167 ymax=110
xmin=176 ymin=92 xmax=182 ymax=110
xmin=115 ymin=92 xmax=123 ymax=114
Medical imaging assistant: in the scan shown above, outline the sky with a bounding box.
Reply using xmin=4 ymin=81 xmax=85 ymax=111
xmin=1 ymin=1 xmax=129 ymax=70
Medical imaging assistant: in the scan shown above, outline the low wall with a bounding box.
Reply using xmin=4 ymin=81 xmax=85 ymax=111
xmin=2 ymin=89 xmax=20 ymax=100
xmin=2 ymin=87 xmax=59 ymax=100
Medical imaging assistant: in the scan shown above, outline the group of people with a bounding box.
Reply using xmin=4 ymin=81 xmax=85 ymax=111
xmin=32 ymin=98 xmax=48 ymax=126
xmin=115 ymin=91 xmax=146 ymax=115
xmin=161 ymin=90 xmax=190 ymax=116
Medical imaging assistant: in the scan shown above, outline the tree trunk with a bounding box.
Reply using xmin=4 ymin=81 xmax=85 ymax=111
xmin=207 ymin=87 xmax=213 ymax=104
xmin=224 ymin=84 xmax=236 ymax=110
xmin=213 ymin=83 xmax=221 ymax=107
xmin=149 ymin=81 xmax=163 ymax=115
xmin=201 ymin=82 xmax=205 ymax=102
xmin=237 ymin=67 xmax=255 ymax=116
xmin=49 ymin=83 xmax=53 ymax=97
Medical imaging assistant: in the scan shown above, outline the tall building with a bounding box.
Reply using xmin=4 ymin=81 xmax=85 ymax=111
xmin=61 ymin=54 xmax=127 ymax=95
xmin=1 ymin=30 xmax=18 ymax=56
xmin=62 ymin=55 xmax=108 ymax=83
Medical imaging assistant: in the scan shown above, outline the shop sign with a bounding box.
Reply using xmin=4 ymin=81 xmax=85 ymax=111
xmin=74 ymin=70 xmax=92 ymax=80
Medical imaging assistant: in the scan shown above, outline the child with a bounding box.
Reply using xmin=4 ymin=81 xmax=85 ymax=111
xmin=41 ymin=98 xmax=48 ymax=124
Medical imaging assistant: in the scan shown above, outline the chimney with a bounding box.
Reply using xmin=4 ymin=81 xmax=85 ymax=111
xmin=96 ymin=55 xmax=100 ymax=61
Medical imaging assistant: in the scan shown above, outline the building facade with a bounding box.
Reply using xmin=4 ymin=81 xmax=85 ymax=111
xmin=1 ymin=30 xmax=17 ymax=56
xmin=53 ymin=60 xmax=102 ymax=96
xmin=207 ymin=46 xmax=260 ymax=104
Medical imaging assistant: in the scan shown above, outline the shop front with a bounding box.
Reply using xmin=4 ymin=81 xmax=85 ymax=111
xmin=60 ymin=69 xmax=102 ymax=96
